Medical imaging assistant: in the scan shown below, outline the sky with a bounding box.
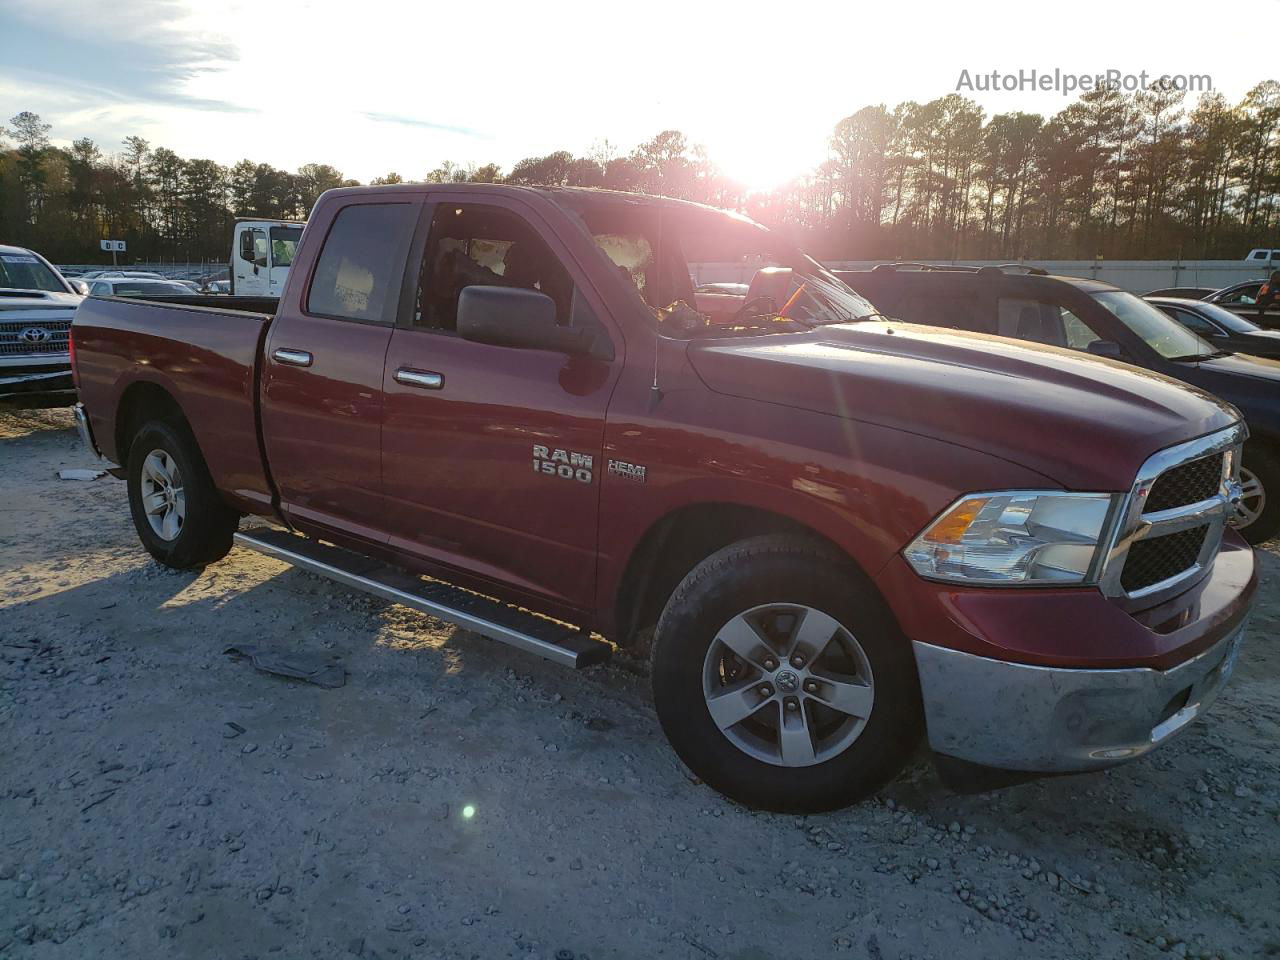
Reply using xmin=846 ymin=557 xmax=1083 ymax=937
xmin=1 ymin=0 xmax=1275 ymax=191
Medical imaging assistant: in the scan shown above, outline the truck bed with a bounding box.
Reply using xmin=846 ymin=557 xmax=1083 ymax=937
xmin=73 ymin=295 xmax=278 ymax=514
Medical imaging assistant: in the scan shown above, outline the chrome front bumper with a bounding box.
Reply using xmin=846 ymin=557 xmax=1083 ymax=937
xmin=913 ymin=620 xmax=1248 ymax=772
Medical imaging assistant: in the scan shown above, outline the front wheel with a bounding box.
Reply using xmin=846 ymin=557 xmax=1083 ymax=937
xmin=1236 ymin=444 xmax=1280 ymax=545
xmin=651 ymin=535 xmax=922 ymax=812
xmin=126 ymin=419 xmax=239 ymax=569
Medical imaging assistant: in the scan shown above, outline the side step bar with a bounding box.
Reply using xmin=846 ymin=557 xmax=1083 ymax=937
xmin=233 ymin=529 xmax=611 ymax=669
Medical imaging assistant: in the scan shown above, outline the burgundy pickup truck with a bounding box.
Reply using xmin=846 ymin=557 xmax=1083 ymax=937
xmin=72 ymin=184 xmax=1256 ymax=811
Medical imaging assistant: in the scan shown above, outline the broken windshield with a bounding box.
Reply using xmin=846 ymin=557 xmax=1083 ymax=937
xmin=557 ymin=196 xmax=879 ymax=336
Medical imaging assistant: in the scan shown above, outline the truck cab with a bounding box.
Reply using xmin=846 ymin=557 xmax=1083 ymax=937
xmin=231 ymin=219 xmax=305 ymax=297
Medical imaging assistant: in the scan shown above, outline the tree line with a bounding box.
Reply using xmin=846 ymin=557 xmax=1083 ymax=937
xmin=2 ymin=80 xmax=1278 ymax=265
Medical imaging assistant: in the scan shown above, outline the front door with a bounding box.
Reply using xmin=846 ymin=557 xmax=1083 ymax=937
xmin=261 ymin=199 xmax=420 ymax=544
xmin=380 ymin=197 xmax=621 ymax=610
xmin=234 ymin=225 xmax=269 ymax=297
xmin=267 ymin=224 xmax=303 ymax=299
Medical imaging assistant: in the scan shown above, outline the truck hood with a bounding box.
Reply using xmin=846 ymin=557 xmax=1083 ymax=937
xmin=0 ymin=289 xmax=81 ymax=317
xmin=687 ymin=321 xmax=1239 ymax=490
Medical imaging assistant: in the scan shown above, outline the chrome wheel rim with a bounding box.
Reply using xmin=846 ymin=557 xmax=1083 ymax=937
xmin=140 ymin=449 xmax=185 ymax=541
xmin=701 ymin=603 xmax=874 ymax=768
xmin=1235 ymin=466 xmax=1265 ymax=529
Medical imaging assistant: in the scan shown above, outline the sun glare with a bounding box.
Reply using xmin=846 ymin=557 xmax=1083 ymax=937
xmin=712 ymin=136 xmax=824 ymax=194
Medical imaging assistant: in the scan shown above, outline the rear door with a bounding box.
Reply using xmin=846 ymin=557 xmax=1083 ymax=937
xmin=379 ymin=195 xmax=621 ymax=610
xmin=261 ymin=199 xmax=420 ymax=544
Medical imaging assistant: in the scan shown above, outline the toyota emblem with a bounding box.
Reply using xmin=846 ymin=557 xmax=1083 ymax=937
xmin=19 ymin=326 xmax=51 ymax=344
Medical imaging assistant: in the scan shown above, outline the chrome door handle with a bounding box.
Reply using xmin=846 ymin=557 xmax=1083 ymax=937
xmin=394 ymin=368 xmax=444 ymax=390
xmin=272 ymin=348 xmax=313 ymax=367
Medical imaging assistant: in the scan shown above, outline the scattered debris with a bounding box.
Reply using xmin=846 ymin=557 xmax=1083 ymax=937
xmin=57 ymin=468 xmax=106 ymax=481
xmin=224 ymin=643 xmax=346 ymax=689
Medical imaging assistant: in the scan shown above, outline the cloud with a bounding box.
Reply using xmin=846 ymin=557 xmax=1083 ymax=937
xmin=361 ymin=111 xmax=489 ymax=139
xmin=0 ymin=0 xmax=247 ymax=112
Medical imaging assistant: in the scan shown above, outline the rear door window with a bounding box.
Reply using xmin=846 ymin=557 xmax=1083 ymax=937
xmin=896 ymin=289 xmax=989 ymax=332
xmin=307 ymin=203 xmax=417 ymax=323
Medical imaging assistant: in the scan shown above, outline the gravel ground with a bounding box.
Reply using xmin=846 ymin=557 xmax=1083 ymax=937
xmin=2 ymin=406 xmax=1278 ymax=960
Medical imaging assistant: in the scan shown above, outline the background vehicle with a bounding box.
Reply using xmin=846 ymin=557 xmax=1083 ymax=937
xmin=1145 ymin=286 xmax=1218 ymax=299
xmin=73 ymin=185 xmax=1255 ymax=811
xmin=86 ymin=278 xmax=201 ymax=298
xmin=0 ymin=243 xmax=82 ymax=402
xmin=1202 ymin=279 xmax=1280 ymax=328
xmin=840 ymin=264 xmax=1280 ymax=543
xmin=1147 ymin=296 xmax=1280 ymax=359
xmin=1245 ymin=248 xmax=1279 ymax=263
xmin=231 ymin=218 xmax=304 ymax=297
xmin=78 ymin=270 xmax=166 ymax=281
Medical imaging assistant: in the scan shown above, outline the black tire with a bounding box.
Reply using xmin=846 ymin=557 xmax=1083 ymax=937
xmin=651 ymin=534 xmax=922 ymax=812
xmin=1238 ymin=443 xmax=1280 ymax=545
xmin=126 ymin=418 xmax=238 ymax=569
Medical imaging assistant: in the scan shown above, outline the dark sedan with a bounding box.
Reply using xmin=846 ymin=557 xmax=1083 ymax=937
xmin=1147 ymin=296 xmax=1280 ymax=359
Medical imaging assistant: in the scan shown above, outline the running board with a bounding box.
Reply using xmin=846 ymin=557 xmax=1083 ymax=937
xmin=233 ymin=529 xmax=610 ymax=669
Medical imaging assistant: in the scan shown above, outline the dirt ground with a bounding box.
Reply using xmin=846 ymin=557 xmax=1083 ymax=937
xmin=1 ymin=406 xmax=1277 ymax=960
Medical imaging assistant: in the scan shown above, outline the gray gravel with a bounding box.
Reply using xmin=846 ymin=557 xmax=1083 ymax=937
xmin=2 ymin=406 xmax=1278 ymax=959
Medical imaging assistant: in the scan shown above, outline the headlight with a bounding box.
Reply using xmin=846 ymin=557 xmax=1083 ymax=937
xmin=903 ymin=491 xmax=1118 ymax=585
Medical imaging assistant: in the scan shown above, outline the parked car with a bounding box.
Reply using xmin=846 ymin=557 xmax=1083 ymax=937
xmin=0 ymin=244 xmax=82 ymax=402
xmin=232 ymin=218 xmax=304 ymax=297
xmin=87 ymin=278 xmax=201 ymax=298
xmin=839 ymin=264 xmax=1280 ymax=544
xmin=79 ymin=270 xmax=166 ymax=281
xmin=1144 ymin=286 xmax=1218 ymax=300
xmin=73 ymin=185 xmax=1256 ymax=811
xmin=1202 ymin=279 xmax=1280 ymax=329
xmin=1147 ymin=296 xmax=1280 ymax=360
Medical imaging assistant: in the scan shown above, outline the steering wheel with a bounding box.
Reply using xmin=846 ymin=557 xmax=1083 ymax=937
xmin=732 ymin=295 xmax=779 ymax=325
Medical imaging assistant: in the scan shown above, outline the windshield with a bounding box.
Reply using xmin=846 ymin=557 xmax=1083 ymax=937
xmin=0 ymin=252 xmax=65 ymax=293
xmin=1092 ymin=290 xmax=1217 ymax=360
xmin=1192 ymin=300 xmax=1264 ymax=334
xmin=270 ymin=226 xmax=303 ymax=268
xmin=559 ymin=198 xmax=879 ymax=336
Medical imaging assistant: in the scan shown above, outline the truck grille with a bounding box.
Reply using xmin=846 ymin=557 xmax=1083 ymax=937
xmin=1144 ymin=454 xmax=1223 ymax=512
xmin=1104 ymin=428 xmax=1242 ymax=602
xmin=0 ymin=318 xmax=71 ymax=356
xmin=1120 ymin=525 xmax=1210 ymax=592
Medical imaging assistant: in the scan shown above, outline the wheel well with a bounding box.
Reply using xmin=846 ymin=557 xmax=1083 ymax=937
xmin=613 ymin=503 xmax=848 ymax=647
xmin=114 ymin=382 xmax=184 ymax=464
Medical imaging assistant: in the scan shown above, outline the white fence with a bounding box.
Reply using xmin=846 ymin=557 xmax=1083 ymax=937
xmin=694 ymin=259 xmax=1277 ymax=294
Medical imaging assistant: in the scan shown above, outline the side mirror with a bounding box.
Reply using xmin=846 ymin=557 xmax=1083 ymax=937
xmin=68 ymin=279 xmax=89 ymax=295
xmin=239 ymin=231 xmax=256 ymax=262
xmin=457 ymin=285 xmax=592 ymax=355
xmin=1087 ymin=340 xmax=1125 ymax=359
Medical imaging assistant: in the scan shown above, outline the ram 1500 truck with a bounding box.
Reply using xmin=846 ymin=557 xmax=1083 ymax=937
xmin=72 ymin=184 xmax=1257 ymax=812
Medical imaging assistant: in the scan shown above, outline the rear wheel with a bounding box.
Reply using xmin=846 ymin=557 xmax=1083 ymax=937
xmin=127 ymin=419 xmax=238 ymax=569
xmin=651 ymin=535 xmax=922 ymax=812
xmin=1236 ymin=444 xmax=1280 ymax=545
